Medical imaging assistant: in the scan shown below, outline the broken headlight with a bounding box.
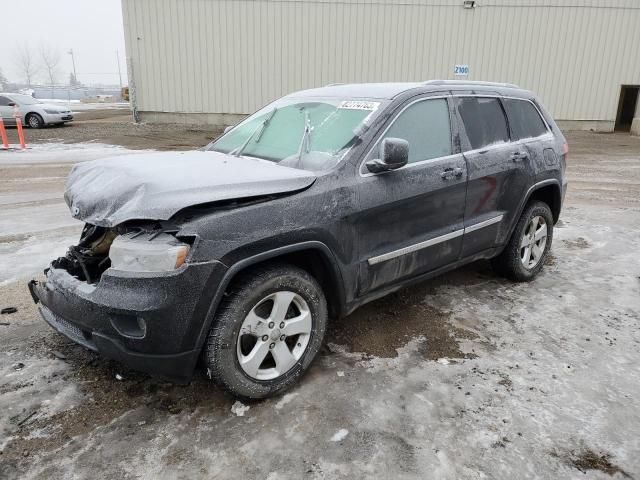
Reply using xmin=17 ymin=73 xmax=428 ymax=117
xmin=109 ymin=232 xmax=189 ymax=273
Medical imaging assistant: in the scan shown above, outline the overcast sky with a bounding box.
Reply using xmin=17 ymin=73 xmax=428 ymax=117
xmin=0 ymin=0 xmax=127 ymax=86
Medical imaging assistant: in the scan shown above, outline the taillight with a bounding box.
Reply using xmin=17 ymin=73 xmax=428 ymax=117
xmin=562 ymin=142 xmax=569 ymax=160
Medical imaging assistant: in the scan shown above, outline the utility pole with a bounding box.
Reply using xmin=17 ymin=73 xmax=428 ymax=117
xmin=116 ymin=50 xmax=123 ymax=89
xmin=67 ymin=48 xmax=78 ymax=84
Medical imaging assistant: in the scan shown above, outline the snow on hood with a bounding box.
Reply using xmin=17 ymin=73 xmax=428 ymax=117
xmin=64 ymin=150 xmax=317 ymax=227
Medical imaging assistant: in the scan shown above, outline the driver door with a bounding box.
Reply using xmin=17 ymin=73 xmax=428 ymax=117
xmin=353 ymin=97 xmax=468 ymax=295
xmin=0 ymin=96 xmax=16 ymax=125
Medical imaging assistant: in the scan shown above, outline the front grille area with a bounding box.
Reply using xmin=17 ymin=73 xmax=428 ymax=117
xmin=39 ymin=306 xmax=97 ymax=351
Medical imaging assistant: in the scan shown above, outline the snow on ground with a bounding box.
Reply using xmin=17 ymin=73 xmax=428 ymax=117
xmin=0 ymin=131 xmax=638 ymax=479
xmin=37 ymin=100 xmax=130 ymax=112
xmin=0 ymin=143 xmax=151 ymax=285
xmin=0 ymin=142 xmax=144 ymax=165
xmin=330 ymin=429 xmax=349 ymax=442
xmin=0 ymin=357 xmax=80 ymax=451
xmin=0 ymin=231 xmax=80 ymax=286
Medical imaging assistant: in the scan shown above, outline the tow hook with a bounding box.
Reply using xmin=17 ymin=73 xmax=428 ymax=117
xmin=27 ymin=280 xmax=40 ymax=304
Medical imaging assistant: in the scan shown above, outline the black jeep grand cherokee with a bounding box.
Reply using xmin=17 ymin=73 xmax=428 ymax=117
xmin=29 ymin=80 xmax=568 ymax=399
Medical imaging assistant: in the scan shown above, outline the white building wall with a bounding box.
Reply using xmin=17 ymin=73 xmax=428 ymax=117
xmin=122 ymin=0 xmax=640 ymax=129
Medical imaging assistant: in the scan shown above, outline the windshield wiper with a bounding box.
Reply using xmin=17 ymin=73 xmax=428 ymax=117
xmin=296 ymin=110 xmax=314 ymax=163
xmin=231 ymin=108 xmax=278 ymax=157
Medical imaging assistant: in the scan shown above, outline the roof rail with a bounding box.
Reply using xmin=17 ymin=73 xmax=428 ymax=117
xmin=423 ymin=80 xmax=521 ymax=89
xmin=324 ymin=83 xmax=345 ymax=87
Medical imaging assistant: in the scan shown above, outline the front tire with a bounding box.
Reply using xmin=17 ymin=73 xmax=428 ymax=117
xmin=204 ymin=264 xmax=328 ymax=400
xmin=492 ymin=201 xmax=554 ymax=282
xmin=26 ymin=113 xmax=44 ymax=128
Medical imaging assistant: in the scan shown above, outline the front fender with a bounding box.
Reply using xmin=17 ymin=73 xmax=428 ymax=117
xmin=191 ymin=240 xmax=346 ymax=359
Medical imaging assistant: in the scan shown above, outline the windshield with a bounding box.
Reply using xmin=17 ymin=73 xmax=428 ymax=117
xmin=208 ymin=97 xmax=384 ymax=171
xmin=8 ymin=95 xmax=40 ymax=105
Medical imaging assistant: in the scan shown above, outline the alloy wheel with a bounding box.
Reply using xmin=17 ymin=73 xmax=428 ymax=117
xmin=236 ymin=291 xmax=312 ymax=381
xmin=28 ymin=115 xmax=41 ymax=128
xmin=520 ymin=215 xmax=548 ymax=269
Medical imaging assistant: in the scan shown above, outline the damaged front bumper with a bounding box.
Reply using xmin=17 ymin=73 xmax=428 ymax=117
xmin=29 ymin=261 xmax=226 ymax=382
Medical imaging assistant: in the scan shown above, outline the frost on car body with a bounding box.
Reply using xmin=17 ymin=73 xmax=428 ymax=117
xmin=29 ymin=81 xmax=567 ymax=399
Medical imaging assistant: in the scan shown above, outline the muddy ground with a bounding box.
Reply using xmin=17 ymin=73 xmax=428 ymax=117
xmin=0 ymin=112 xmax=639 ymax=479
xmin=3 ymin=108 xmax=220 ymax=151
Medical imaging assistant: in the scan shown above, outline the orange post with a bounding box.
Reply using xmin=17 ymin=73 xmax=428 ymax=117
xmin=0 ymin=117 xmax=8 ymax=149
xmin=13 ymin=105 xmax=26 ymax=149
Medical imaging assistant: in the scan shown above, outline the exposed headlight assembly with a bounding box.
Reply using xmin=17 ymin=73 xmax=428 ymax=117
xmin=44 ymin=109 xmax=62 ymax=114
xmin=109 ymin=232 xmax=190 ymax=273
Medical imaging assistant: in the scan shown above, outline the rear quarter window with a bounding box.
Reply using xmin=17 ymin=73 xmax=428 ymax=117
xmin=503 ymin=98 xmax=548 ymax=140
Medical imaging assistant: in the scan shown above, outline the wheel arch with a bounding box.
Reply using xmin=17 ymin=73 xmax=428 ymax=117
xmin=517 ymin=179 xmax=562 ymax=225
xmin=526 ymin=182 xmax=562 ymax=224
xmin=25 ymin=111 xmax=43 ymax=126
xmin=193 ymin=241 xmax=346 ymax=361
xmin=502 ymin=179 xmax=561 ymax=251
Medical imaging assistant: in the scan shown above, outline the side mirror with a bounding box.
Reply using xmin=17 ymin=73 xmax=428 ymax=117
xmin=7 ymin=102 xmax=16 ymax=107
xmin=365 ymin=137 xmax=409 ymax=173
xmin=223 ymin=125 xmax=234 ymax=134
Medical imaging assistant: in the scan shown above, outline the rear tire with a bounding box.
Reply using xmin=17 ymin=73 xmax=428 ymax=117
xmin=26 ymin=113 xmax=44 ymax=128
xmin=204 ymin=264 xmax=327 ymax=400
xmin=491 ymin=201 xmax=553 ymax=282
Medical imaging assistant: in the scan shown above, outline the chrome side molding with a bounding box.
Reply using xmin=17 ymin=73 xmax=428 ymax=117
xmin=367 ymin=214 xmax=504 ymax=265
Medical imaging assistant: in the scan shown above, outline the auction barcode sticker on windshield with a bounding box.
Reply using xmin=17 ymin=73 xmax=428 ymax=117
xmin=338 ymin=101 xmax=380 ymax=111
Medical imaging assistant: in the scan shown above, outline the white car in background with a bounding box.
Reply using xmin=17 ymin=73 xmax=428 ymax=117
xmin=0 ymin=93 xmax=74 ymax=128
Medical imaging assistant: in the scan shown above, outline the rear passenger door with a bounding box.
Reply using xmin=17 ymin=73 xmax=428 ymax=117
xmin=502 ymin=97 xmax=554 ymax=181
xmin=454 ymin=96 xmax=529 ymax=257
xmin=355 ymin=97 xmax=467 ymax=294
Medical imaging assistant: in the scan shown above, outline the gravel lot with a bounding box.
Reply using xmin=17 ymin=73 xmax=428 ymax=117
xmin=1 ymin=113 xmax=639 ymax=479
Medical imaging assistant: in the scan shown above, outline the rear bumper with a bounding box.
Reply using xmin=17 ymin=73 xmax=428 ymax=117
xmin=29 ymin=261 xmax=226 ymax=381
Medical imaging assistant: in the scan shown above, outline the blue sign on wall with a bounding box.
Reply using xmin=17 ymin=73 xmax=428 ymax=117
xmin=454 ymin=65 xmax=470 ymax=76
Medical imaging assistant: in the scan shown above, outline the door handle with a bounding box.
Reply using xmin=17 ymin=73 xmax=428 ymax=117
xmin=510 ymin=151 xmax=529 ymax=162
xmin=441 ymin=167 xmax=464 ymax=180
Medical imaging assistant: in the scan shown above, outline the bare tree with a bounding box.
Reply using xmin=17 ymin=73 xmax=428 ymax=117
xmin=0 ymin=67 xmax=8 ymax=90
xmin=14 ymin=45 xmax=39 ymax=87
xmin=40 ymin=44 xmax=61 ymax=90
xmin=69 ymin=72 xmax=81 ymax=87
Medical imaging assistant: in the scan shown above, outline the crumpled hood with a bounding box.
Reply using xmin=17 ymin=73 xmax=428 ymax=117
xmin=64 ymin=150 xmax=317 ymax=227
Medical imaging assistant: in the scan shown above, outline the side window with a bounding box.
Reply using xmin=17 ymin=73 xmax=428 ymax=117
xmin=457 ymin=97 xmax=509 ymax=150
xmin=382 ymin=98 xmax=452 ymax=164
xmin=503 ymin=98 xmax=548 ymax=140
xmin=0 ymin=96 xmax=12 ymax=106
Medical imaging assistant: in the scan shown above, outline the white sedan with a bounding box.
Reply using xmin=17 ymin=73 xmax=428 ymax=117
xmin=0 ymin=93 xmax=74 ymax=128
